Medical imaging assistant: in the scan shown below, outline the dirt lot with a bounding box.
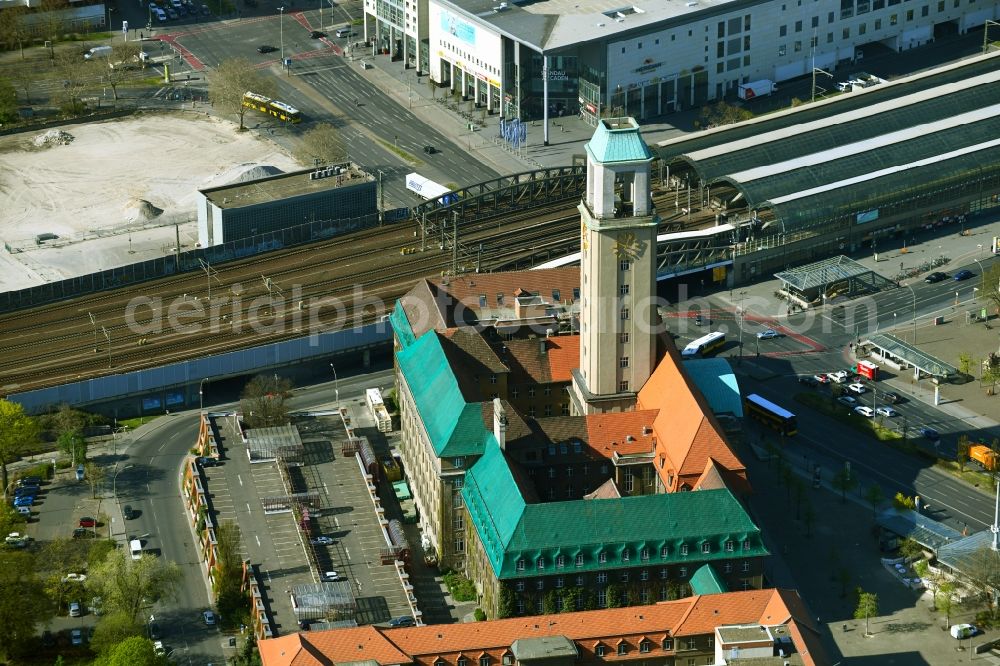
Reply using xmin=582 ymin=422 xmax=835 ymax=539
xmin=0 ymin=113 xmax=302 ymax=292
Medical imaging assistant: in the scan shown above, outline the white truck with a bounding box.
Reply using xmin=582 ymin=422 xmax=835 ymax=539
xmin=737 ymin=79 xmax=776 ymax=101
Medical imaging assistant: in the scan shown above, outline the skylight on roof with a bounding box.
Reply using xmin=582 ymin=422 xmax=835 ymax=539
xmin=602 ymin=6 xmax=644 ymax=19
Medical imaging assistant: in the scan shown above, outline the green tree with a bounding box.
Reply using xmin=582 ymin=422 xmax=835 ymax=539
xmin=937 ymin=580 xmax=956 ymax=628
xmin=295 ymin=123 xmax=348 ymax=166
xmin=209 ymin=58 xmax=275 ymax=131
xmin=240 ymin=374 xmax=294 ymax=428
xmin=982 ymin=261 xmax=1000 ymax=319
xmin=605 ymin=583 xmax=623 ymax=608
xmin=100 ymin=634 xmax=163 ymax=665
xmin=542 ymin=590 xmax=558 ymax=614
xmin=831 ymin=467 xmax=857 ymax=503
xmin=87 ymin=547 xmax=182 ymax=623
xmin=893 ymin=492 xmax=915 ymax=511
xmin=0 ymin=551 xmax=52 ymax=662
xmin=0 ymin=400 xmax=39 ymax=499
xmin=898 ymin=538 xmax=924 ymax=561
xmin=90 ymin=611 xmax=143 ymax=656
xmin=864 ymin=484 xmax=884 ymax=517
xmin=85 ymin=461 xmax=106 ymax=499
xmin=854 ymin=588 xmax=879 ymax=636
xmin=58 ymin=429 xmax=87 ymax=466
xmin=215 ymin=521 xmax=248 ymax=627
xmin=913 ymin=559 xmax=937 ymax=610
xmin=698 ymin=100 xmax=753 ymax=127
xmin=959 ymin=352 xmax=974 ymax=376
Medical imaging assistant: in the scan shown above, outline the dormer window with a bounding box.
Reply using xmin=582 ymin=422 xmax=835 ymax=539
xmin=556 ymin=555 xmax=565 ymax=568
xmin=576 ymin=553 xmax=584 ymax=567
xmin=725 ymin=540 xmax=735 ymax=552
xmin=516 ymin=558 xmax=526 ymax=571
xmin=680 ymin=544 xmax=689 ymax=556
xmin=458 ymin=657 xmax=468 ymax=666
xmin=702 ymin=543 xmax=711 ymax=554
xmin=622 ymin=549 xmax=630 ymax=562
xmin=599 ymin=551 xmax=608 ymax=564
xmin=617 ymin=643 xmax=627 ymax=656
xmin=537 ymin=557 xmax=545 ymax=571
xmin=595 ymin=645 xmax=606 ymax=657
xmin=639 ymin=640 xmax=651 ymax=653
xmin=641 ymin=547 xmax=649 ymax=561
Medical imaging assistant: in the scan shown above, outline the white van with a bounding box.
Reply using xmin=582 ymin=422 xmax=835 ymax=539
xmin=335 ymin=26 xmax=352 ymax=38
xmin=84 ymin=45 xmax=113 ymax=60
xmin=129 ymin=538 xmax=143 ymax=560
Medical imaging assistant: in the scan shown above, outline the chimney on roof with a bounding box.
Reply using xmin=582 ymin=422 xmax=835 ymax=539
xmin=493 ymin=398 xmax=508 ymax=451
xmin=643 ymin=426 xmax=652 ymax=436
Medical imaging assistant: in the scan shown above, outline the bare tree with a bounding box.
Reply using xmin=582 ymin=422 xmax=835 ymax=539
xmin=295 ymin=122 xmax=348 ymax=165
xmin=0 ymin=6 xmax=30 ymax=60
xmin=38 ymin=0 xmax=69 ymax=42
xmin=84 ymin=462 xmax=106 ymax=499
xmin=208 ymin=57 xmax=274 ymax=131
xmin=240 ymin=374 xmax=293 ymax=428
xmin=963 ymin=545 xmax=1000 ymax=621
xmin=105 ymin=42 xmax=143 ymax=101
xmin=54 ymin=51 xmax=94 ymax=115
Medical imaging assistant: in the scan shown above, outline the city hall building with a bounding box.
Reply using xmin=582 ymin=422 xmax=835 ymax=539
xmin=363 ymin=0 xmax=998 ymax=123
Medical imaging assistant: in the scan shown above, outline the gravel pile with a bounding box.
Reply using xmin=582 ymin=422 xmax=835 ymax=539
xmin=32 ymin=129 xmax=75 ymax=148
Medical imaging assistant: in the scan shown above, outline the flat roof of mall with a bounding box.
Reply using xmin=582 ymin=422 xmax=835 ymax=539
xmin=201 ymin=164 xmax=374 ymax=209
xmin=442 ymin=0 xmax=737 ymax=51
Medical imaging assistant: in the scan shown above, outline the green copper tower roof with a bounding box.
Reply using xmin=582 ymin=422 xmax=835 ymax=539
xmin=585 ymin=117 xmax=654 ymax=164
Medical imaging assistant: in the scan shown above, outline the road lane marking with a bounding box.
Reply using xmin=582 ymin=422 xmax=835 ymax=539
xmin=256 ymin=535 xmax=261 ymax=547
xmin=237 ymin=474 xmax=243 ymax=486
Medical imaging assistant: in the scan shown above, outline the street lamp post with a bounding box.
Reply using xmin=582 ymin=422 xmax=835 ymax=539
xmin=277 ymin=7 xmax=285 ymax=68
xmin=329 ymin=363 xmax=340 ymax=409
xmin=199 ymin=378 xmax=207 ymax=411
xmin=903 ymin=284 xmax=917 ymax=343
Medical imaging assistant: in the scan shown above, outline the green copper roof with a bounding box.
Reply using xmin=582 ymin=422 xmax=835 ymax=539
xmin=390 ymin=300 xmax=416 ymax=349
xmin=683 ymin=358 xmax=743 ymax=417
xmin=396 ymin=331 xmax=493 ymax=457
xmin=586 ymin=118 xmax=654 ymax=164
xmin=464 ymin=443 xmax=768 ymax=579
xmin=689 ymin=563 xmax=729 ymax=595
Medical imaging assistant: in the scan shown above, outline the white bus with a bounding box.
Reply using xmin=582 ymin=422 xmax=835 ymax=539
xmin=681 ymin=331 xmax=726 ymax=358
xmin=405 ymin=173 xmax=458 ymax=205
xmin=366 ymin=388 xmax=392 ymax=433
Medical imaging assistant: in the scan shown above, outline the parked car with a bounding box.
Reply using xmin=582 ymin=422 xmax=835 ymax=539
xmin=847 ymin=382 xmax=867 ymax=395
xmin=196 ymin=457 xmax=219 ymax=467
xmin=756 ymin=328 xmax=780 ymax=340
xmin=423 ymin=145 xmax=437 ymax=155
xmin=323 ymin=571 xmax=344 ymax=581
xmin=924 ymin=272 xmax=948 ymax=283
xmin=69 ymin=601 xmax=82 ymax=617
xmin=837 ymin=395 xmax=857 ymax=406
xmin=310 ymin=536 xmax=335 ymax=546
xmin=853 ymin=406 xmax=875 ymax=418
xmin=813 ymin=373 xmax=830 ymax=384
xmin=951 ymin=623 xmax=978 ymax=639
xmin=71 ymin=628 xmax=84 ymax=645
xmin=16 ymin=506 xmax=31 ymax=517
xmin=875 ymin=406 xmax=898 ymax=418
xmin=13 ymin=495 xmax=35 ymax=507
xmin=17 ymin=476 xmax=42 ymax=487
xmin=388 ymin=616 xmax=415 ymax=628
xmin=257 ymin=45 xmax=277 ymax=54
xmin=203 ymin=610 xmax=217 ymax=626
xmin=953 ymin=269 xmax=974 ymax=281
xmin=165 ymin=7 xmax=178 ymax=19
xmin=919 ymin=427 xmax=940 ymax=441
xmin=310 ymin=30 xmax=326 ymax=38
xmin=78 ymin=516 xmax=96 ymax=528
xmin=798 ymin=375 xmax=819 ymax=387
xmin=123 ymin=505 xmax=137 ymax=520
xmin=72 ymin=527 xmax=94 ymax=539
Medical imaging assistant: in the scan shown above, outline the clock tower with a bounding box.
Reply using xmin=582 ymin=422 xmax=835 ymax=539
xmin=571 ymin=118 xmax=657 ymax=415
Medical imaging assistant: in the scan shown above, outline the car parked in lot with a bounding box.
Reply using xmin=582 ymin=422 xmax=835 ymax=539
xmin=323 ymin=571 xmax=344 ymax=581
xmin=798 ymin=375 xmax=819 ymax=387
xmin=310 ymin=536 xmax=335 ymax=546
xmin=257 ymin=45 xmax=277 ymax=54
xmin=875 ymin=406 xmax=898 ymax=418
xmin=388 ymin=615 xmax=415 ymax=627
xmin=756 ymin=328 xmax=781 ymax=340
xmin=953 ymin=269 xmax=974 ymax=281
xmin=924 ymin=271 xmax=948 ymax=283
xmin=196 ymin=457 xmax=219 ymax=467
xmin=69 ymin=601 xmax=82 ymax=617
xmin=71 ymin=628 xmax=84 ymax=645
xmin=123 ymin=505 xmax=137 ymax=520
xmin=78 ymin=516 xmax=96 ymax=528
xmin=203 ymin=610 xmax=217 ymax=626
xmin=847 ymin=382 xmax=867 ymax=395
xmin=837 ymin=395 xmax=857 ymax=406
xmin=17 ymin=476 xmax=42 ymax=487
xmin=853 ymin=406 xmax=875 ymax=418
xmin=73 ymin=527 xmax=94 ymax=539
xmin=829 ymin=370 xmax=849 ymax=383
xmin=813 ymin=373 xmax=830 ymax=384
xmin=951 ymin=623 xmax=978 ymax=639
xmin=13 ymin=495 xmax=35 ymax=507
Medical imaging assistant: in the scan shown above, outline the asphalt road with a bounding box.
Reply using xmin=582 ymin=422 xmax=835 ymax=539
xmin=670 ymin=253 xmax=1000 ymax=534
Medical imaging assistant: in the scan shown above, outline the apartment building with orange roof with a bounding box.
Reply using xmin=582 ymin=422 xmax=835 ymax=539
xmin=259 ymin=589 xmax=830 ymax=666
xmin=388 ymin=119 xmax=762 ymax=616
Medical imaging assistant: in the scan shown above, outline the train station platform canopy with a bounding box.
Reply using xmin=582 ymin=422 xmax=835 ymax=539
xmin=936 ymin=530 xmax=997 ymax=576
xmin=862 ymin=333 xmax=958 ymax=380
xmin=876 ymin=508 xmax=963 ymax=553
xmin=774 ymin=255 xmax=893 ymax=303
xmin=655 ymin=53 xmax=1000 ymax=231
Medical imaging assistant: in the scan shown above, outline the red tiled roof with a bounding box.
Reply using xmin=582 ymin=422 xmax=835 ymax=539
xmin=636 ymin=347 xmax=745 ymax=491
xmin=430 ymin=268 xmax=580 ymax=310
xmin=545 ymin=335 xmax=579 ymax=382
xmin=259 ymin=591 xmax=825 ymax=666
xmin=585 ymin=410 xmax=659 ymax=457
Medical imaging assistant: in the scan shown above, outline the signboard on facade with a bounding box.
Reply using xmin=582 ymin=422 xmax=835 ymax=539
xmin=440 ymin=9 xmax=476 ymax=46
xmin=856 ymin=209 xmax=879 ymax=225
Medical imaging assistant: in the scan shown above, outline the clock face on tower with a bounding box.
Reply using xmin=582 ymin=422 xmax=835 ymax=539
xmin=613 ymin=232 xmax=642 ymax=259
